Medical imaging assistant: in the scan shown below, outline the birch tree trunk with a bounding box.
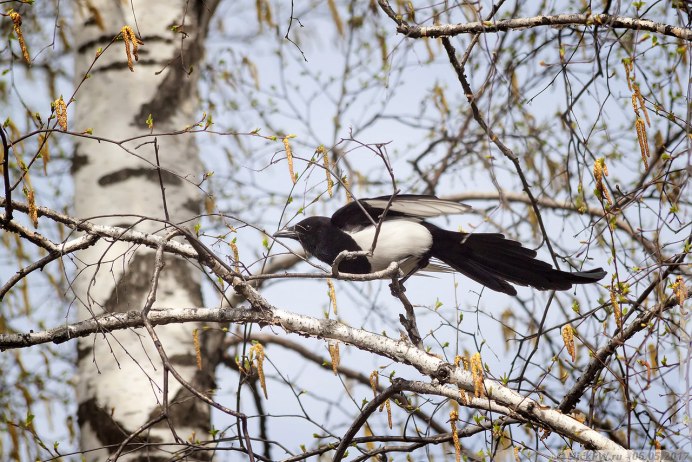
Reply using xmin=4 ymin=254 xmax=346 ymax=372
xmin=72 ymin=2 xmax=219 ymax=460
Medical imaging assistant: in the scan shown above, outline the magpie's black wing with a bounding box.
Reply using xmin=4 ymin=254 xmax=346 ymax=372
xmin=331 ymin=194 xmax=470 ymax=232
xmin=329 ymin=199 xmax=380 ymax=232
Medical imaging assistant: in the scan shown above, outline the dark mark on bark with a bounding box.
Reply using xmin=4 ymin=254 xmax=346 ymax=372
xmin=71 ymin=150 xmax=89 ymax=174
xmin=77 ymin=397 xmax=162 ymax=454
xmin=98 ymin=167 xmax=182 ymax=186
xmin=104 ymin=254 xmax=202 ymax=314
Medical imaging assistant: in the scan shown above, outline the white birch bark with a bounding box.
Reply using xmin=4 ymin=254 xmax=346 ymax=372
xmin=71 ymin=2 xmax=219 ymax=460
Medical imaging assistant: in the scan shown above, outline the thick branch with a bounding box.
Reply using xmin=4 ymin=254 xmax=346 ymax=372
xmin=397 ymin=13 xmax=692 ymax=41
xmin=0 ymin=304 xmax=638 ymax=454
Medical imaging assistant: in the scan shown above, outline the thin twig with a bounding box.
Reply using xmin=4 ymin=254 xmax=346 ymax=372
xmin=224 ymin=332 xmax=449 ymax=434
xmin=153 ymin=138 xmax=170 ymax=223
xmin=440 ymin=36 xmax=561 ymax=268
xmin=106 ymin=414 xmax=166 ymax=462
xmin=558 ymin=247 xmax=690 ymax=414
xmin=138 ymin=236 xmax=256 ymax=462
xmin=367 ymin=188 xmax=398 ymax=255
xmin=1 ymin=124 xmax=11 ymax=221
xmin=0 ymin=232 xmax=98 ymax=301
xmin=284 ymin=0 xmax=307 ymax=62
xmin=332 ymin=381 xmax=404 ymax=462
xmin=108 ymin=241 xmax=171 ymax=461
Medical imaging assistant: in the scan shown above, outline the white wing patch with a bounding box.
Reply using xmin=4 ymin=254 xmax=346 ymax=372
xmin=348 ymin=220 xmax=433 ymax=272
xmin=365 ymin=197 xmax=470 ymax=218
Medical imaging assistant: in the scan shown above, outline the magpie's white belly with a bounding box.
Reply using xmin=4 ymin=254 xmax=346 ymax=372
xmin=348 ymin=220 xmax=433 ymax=272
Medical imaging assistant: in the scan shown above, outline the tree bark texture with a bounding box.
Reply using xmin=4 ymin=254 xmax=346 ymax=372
xmin=71 ymin=2 xmax=219 ymax=460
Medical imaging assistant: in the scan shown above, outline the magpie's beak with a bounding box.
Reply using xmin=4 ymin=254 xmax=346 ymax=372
xmin=273 ymin=226 xmax=299 ymax=240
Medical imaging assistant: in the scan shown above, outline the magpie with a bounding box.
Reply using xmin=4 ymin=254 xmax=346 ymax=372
xmin=274 ymin=194 xmax=606 ymax=295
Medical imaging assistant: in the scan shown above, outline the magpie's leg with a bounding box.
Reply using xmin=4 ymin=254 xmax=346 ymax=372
xmin=389 ymin=256 xmax=430 ymax=296
xmin=397 ymin=267 xmax=418 ymax=286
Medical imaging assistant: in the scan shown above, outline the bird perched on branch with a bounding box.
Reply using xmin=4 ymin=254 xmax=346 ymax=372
xmin=274 ymin=194 xmax=606 ymax=295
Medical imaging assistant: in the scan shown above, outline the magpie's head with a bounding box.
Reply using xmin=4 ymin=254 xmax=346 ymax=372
xmin=274 ymin=216 xmax=333 ymax=255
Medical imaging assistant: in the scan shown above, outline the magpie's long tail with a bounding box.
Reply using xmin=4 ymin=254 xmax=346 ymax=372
xmin=425 ymin=226 xmax=606 ymax=296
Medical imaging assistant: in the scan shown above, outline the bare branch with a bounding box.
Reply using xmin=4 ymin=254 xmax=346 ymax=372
xmin=0 ymin=232 xmax=99 ymax=300
xmin=395 ymin=13 xmax=692 ymax=41
xmin=1 ymin=124 xmax=11 ymax=221
xmin=0 ymin=302 xmax=652 ymax=454
xmin=332 ymin=381 xmax=404 ymax=461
